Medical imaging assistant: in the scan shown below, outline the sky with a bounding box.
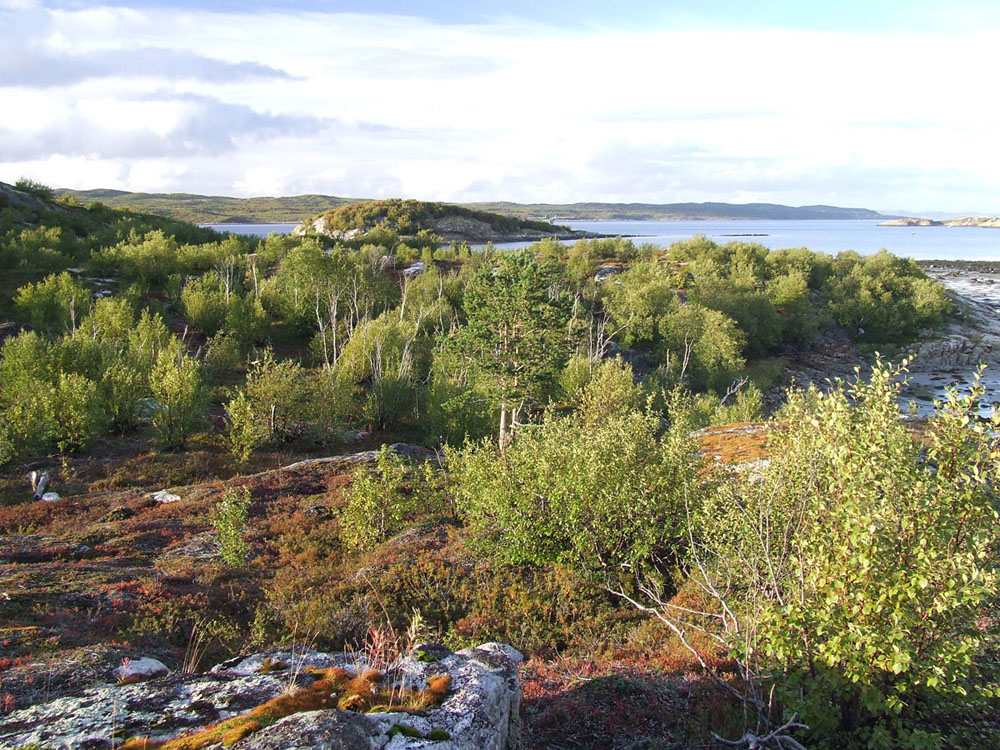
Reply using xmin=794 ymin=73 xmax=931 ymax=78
xmin=2 ymin=0 xmax=999 ymax=212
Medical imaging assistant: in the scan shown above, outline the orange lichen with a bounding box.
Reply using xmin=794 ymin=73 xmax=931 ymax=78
xmin=221 ymin=719 xmax=260 ymax=746
xmin=425 ymin=673 xmax=452 ymax=698
xmin=121 ymin=666 xmax=453 ymax=750
xmin=695 ymin=422 xmax=771 ymax=467
xmin=256 ymin=658 xmax=288 ymax=673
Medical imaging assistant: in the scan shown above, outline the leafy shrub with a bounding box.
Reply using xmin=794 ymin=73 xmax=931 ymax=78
xmin=825 ymin=250 xmax=952 ymax=341
xmin=686 ymin=362 xmax=1000 ymax=748
xmin=91 ymin=229 xmax=180 ymax=283
xmin=149 ymin=345 xmax=207 ymax=449
xmin=212 ymin=487 xmax=252 ymax=568
xmin=339 ymin=446 xmax=413 ymax=552
xmin=451 ymin=404 xmax=700 ymax=576
xmin=242 ymin=349 xmax=315 ymax=442
xmin=573 ymin=358 xmax=644 ymax=422
xmin=180 ymin=274 xmax=228 ymax=335
xmin=52 ymin=372 xmax=105 ymax=452
xmin=336 ymin=313 xmax=426 ymax=430
xmin=14 ymin=177 xmax=55 ymax=200
xmin=689 ymin=262 xmax=783 ymax=357
xmin=225 ymin=390 xmax=267 ymax=463
xmin=13 ymin=272 xmax=91 ymax=334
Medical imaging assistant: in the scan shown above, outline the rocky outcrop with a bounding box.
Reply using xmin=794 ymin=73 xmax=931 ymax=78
xmin=908 ymin=332 xmax=1000 ymax=368
xmin=879 ymin=217 xmax=942 ymax=227
xmin=428 ymin=215 xmax=587 ymax=243
xmin=0 ymin=643 xmax=523 ymax=750
xmin=880 ymin=216 xmax=1000 ymax=228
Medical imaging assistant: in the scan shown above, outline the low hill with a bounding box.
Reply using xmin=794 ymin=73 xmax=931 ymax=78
xmin=469 ymin=201 xmax=895 ymax=222
xmin=54 ymin=189 xmax=360 ymax=225
xmin=297 ymin=198 xmax=593 ymax=243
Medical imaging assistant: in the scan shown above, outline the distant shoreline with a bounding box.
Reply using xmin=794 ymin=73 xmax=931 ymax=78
xmin=917 ymin=259 xmax=1000 ymax=273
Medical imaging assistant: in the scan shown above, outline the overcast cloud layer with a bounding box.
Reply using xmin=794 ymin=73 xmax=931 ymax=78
xmin=2 ymin=0 xmax=999 ymax=212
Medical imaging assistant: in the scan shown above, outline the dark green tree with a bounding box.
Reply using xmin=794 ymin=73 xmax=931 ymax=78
xmin=448 ymin=250 xmax=572 ymax=448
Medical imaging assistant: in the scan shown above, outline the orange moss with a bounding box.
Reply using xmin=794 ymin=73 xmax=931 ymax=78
xmin=425 ymin=673 xmax=451 ymax=698
xmin=221 ymin=719 xmax=260 ymax=746
xmin=123 ymin=666 xmax=452 ymax=749
xmin=256 ymin=658 xmax=288 ymax=673
xmin=695 ymin=422 xmax=771 ymax=467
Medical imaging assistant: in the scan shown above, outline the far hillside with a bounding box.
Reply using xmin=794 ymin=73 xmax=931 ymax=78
xmin=54 ymin=188 xmax=360 ymax=225
xmin=52 ymin=188 xmax=899 ymax=225
xmin=470 ymin=201 xmax=896 ymax=222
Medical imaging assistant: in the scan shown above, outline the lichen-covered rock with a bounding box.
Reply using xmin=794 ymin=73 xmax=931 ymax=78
xmin=115 ymin=656 xmax=169 ymax=684
xmin=236 ymin=710 xmax=379 ymax=750
xmin=0 ymin=672 xmax=293 ymax=749
xmin=0 ymin=643 xmax=523 ymax=750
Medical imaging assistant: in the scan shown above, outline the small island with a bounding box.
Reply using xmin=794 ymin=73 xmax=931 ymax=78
xmin=880 ymin=216 xmax=1000 ymax=228
xmin=298 ymin=199 xmax=603 ymax=243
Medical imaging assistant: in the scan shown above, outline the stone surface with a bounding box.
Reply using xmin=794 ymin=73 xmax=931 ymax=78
xmin=114 ymin=656 xmax=170 ymax=683
xmin=149 ymin=489 xmax=181 ymax=504
xmin=0 ymin=643 xmax=523 ymax=750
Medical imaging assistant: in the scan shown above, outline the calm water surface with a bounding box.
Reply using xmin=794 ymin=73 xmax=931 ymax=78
xmin=205 ymin=220 xmax=1000 ymax=261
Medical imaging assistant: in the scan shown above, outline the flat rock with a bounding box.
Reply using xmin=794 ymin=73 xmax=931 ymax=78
xmin=115 ymin=656 xmax=170 ymax=683
xmin=0 ymin=642 xmax=523 ymax=750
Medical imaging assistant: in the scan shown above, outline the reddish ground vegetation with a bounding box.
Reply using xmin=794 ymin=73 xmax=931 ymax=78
xmin=0 ymin=425 xmax=780 ymax=746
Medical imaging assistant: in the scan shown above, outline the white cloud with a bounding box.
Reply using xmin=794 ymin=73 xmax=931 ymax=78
xmin=1 ymin=3 xmax=999 ymax=211
xmin=233 ymin=165 xmax=293 ymax=197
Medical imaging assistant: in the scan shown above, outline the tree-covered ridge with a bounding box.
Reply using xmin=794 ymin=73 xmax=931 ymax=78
xmin=304 ymin=198 xmax=570 ymax=238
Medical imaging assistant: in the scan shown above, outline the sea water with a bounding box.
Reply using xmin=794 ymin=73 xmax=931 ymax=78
xmin=206 ymin=219 xmax=1000 ymax=261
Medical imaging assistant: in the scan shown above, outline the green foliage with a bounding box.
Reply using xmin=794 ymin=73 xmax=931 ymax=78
xmin=180 ymin=269 xmax=268 ymax=344
xmin=14 ymin=177 xmax=55 ymax=200
xmin=52 ymin=372 xmax=105 ymax=453
xmin=313 ymin=198 xmax=563 ymax=239
xmin=693 ymin=362 xmax=1000 ymax=747
xmin=212 ymin=486 xmax=252 ymax=568
xmin=149 ymin=345 xmax=207 ymax=449
xmin=2 ymin=225 xmax=76 ymax=271
xmin=225 ymin=390 xmax=267 ymax=463
xmin=339 ymin=446 xmax=412 ymax=552
xmin=451 ymin=403 xmax=700 ymax=577
xmin=825 ymin=250 xmax=952 ymax=340
xmin=181 ymin=273 xmax=228 ymax=335
xmin=13 ymin=272 xmax=91 ymax=334
xmin=601 ymin=260 xmax=679 ymax=348
xmin=448 ymin=250 xmax=573 ymax=435
xmin=90 ymin=229 xmax=180 ymax=283
xmin=336 ymin=313 xmax=426 ymax=429
xmin=573 ymin=358 xmax=644 ymax=422
xmin=767 ymin=270 xmax=818 ymax=346
xmin=242 ymin=349 xmax=315 ymax=443
xmin=659 ymin=303 xmax=745 ymax=391
xmin=689 ymin=259 xmax=782 ymax=357
xmin=422 ymin=347 xmax=495 ymax=446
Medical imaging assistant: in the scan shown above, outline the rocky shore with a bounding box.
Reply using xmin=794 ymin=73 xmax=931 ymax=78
xmin=880 ymin=217 xmax=1000 ymax=228
xmin=772 ymin=261 xmax=1000 ymax=419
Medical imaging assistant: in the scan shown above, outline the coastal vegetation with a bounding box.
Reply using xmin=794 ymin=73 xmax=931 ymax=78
xmin=0 ymin=179 xmax=994 ymax=749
